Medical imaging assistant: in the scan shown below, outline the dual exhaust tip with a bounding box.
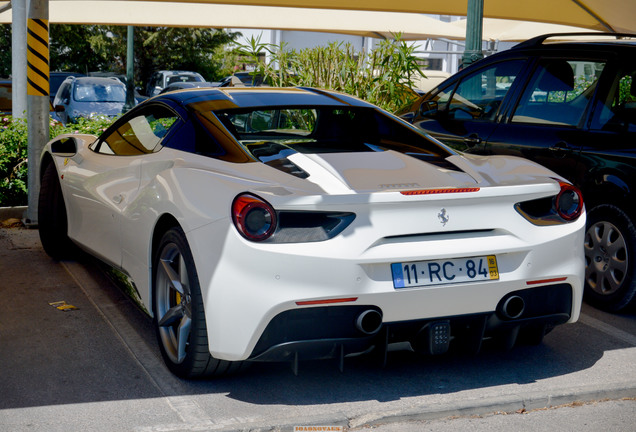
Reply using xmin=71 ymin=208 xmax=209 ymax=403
xmin=355 ymin=295 xmax=525 ymax=336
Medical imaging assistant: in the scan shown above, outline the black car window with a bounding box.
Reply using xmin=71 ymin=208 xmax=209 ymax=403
xmin=92 ymin=105 xmax=179 ymax=155
xmin=511 ymin=59 xmax=605 ymax=127
xmin=591 ymin=63 xmax=636 ymax=132
xmin=444 ymin=60 xmax=524 ymax=121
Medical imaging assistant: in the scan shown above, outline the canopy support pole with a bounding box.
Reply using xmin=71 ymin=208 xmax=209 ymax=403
xmin=11 ymin=0 xmax=27 ymax=119
xmin=25 ymin=0 xmax=49 ymax=226
xmin=461 ymin=0 xmax=484 ymax=69
xmin=124 ymin=25 xmax=135 ymax=112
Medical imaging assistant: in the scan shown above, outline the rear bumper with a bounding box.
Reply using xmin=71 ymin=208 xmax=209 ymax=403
xmin=248 ymin=283 xmax=573 ymax=362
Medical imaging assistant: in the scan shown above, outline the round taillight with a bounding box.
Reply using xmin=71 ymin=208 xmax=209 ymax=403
xmin=232 ymin=193 xmax=277 ymax=241
xmin=555 ymin=182 xmax=583 ymax=221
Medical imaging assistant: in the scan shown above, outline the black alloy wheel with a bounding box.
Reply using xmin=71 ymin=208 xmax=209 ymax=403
xmin=153 ymin=226 xmax=243 ymax=378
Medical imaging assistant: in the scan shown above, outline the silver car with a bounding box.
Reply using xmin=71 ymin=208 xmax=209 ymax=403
xmin=52 ymin=76 xmax=127 ymax=125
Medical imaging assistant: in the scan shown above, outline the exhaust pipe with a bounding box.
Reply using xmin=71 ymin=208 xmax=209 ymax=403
xmin=501 ymin=295 xmax=525 ymax=319
xmin=355 ymin=310 xmax=382 ymax=335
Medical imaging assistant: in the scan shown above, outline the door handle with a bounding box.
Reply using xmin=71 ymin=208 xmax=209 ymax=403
xmin=549 ymin=141 xmax=572 ymax=157
xmin=463 ymin=134 xmax=482 ymax=147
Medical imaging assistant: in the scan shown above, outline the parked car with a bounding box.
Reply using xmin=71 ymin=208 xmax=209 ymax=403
xmin=159 ymin=81 xmax=219 ymax=94
xmin=218 ymin=72 xmax=266 ymax=87
xmin=52 ymin=76 xmax=127 ymax=125
xmin=88 ymin=72 xmax=148 ymax=104
xmin=399 ymin=33 xmax=636 ymax=313
xmin=39 ymin=87 xmax=585 ymax=378
xmin=145 ymin=70 xmax=205 ymax=97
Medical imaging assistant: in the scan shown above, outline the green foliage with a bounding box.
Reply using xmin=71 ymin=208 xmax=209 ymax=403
xmin=0 ymin=116 xmax=28 ymax=206
xmin=0 ymin=115 xmax=116 ymax=207
xmin=234 ymin=35 xmax=424 ymax=113
xmin=50 ymin=25 xmax=118 ymax=74
xmin=139 ymin=27 xmax=240 ymax=84
xmin=0 ymin=25 xmax=11 ymax=77
xmin=619 ymin=75 xmax=634 ymax=104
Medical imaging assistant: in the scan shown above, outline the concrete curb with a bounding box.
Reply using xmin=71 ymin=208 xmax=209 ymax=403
xmin=202 ymin=381 xmax=636 ymax=431
xmin=347 ymin=381 xmax=636 ymax=429
xmin=0 ymin=205 xmax=27 ymax=221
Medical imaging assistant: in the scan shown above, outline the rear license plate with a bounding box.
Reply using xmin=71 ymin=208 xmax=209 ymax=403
xmin=391 ymin=255 xmax=499 ymax=289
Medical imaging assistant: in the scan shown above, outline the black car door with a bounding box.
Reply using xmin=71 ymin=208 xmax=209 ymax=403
xmin=411 ymin=59 xmax=529 ymax=153
xmin=484 ymin=56 xmax=611 ymax=182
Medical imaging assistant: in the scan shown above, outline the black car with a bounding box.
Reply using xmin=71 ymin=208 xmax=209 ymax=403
xmin=399 ymin=33 xmax=636 ymax=313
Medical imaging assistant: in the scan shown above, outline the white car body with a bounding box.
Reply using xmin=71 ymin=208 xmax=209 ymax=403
xmin=39 ymin=87 xmax=585 ymax=377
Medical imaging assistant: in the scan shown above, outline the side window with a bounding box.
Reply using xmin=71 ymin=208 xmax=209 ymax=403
xmin=591 ymin=64 xmax=636 ymax=132
xmin=93 ymin=105 xmax=179 ymax=155
xmin=53 ymin=83 xmax=70 ymax=106
xmin=444 ymin=60 xmax=524 ymax=121
xmin=512 ymin=59 xmax=605 ymax=127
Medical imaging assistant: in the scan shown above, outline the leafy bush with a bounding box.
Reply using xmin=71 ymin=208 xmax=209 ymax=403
xmin=0 ymin=117 xmax=28 ymax=206
xmin=0 ymin=115 xmax=115 ymax=207
xmin=235 ymin=35 xmax=425 ymax=113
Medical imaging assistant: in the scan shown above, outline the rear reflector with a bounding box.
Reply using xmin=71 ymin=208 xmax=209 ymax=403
xmin=526 ymin=277 xmax=567 ymax=285
xmin=296 ymin=297 xmax=358 ymax=306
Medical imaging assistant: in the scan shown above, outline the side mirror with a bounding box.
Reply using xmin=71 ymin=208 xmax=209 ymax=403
xmin=50 ymin=137 xmax=77 ymax=156
xmin=419 ymin=100 xmax=439 ymax=117
xmin=54 ymin=104 xmax=65 ymax=112
xmin=399 ymin=112 xmax=415 ymax=123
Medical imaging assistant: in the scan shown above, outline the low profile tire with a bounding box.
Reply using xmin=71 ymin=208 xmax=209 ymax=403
xmin=584 ymin=205 xmax=636 ymax=312
xmin=38 ymin=161 xmax=76 ymax=259
xmin=153 ymin=227 xmax=243 ymax=379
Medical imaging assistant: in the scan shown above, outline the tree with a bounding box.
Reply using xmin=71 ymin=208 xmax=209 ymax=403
xmin=0 ymin=25 xmax=11 ymax=77
xmin=138 ymin=27 xmax=240 ymax=83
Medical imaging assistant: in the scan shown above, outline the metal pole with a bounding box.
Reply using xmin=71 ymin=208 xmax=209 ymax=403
xmin=461 ymin=0 xmax=484 ymax=69
xmin=25 ymin=0 xmax=49 ymax=226
xmin=11 ymin=0 xmax=27 ymax=119
xmin=124 ymin=25 xmax=135 ymax=112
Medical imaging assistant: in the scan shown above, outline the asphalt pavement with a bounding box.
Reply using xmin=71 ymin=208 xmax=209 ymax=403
xmin=1 ymin=218 xmax=635 ymax=432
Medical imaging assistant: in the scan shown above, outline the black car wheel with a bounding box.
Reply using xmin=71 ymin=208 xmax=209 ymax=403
xmin=38 ymin=161 xmax=76 ymax=259
xmin=584 ymin=205 xmax=636 ymax=312
xmin=153 ymin=226 xmax=243 ymax=378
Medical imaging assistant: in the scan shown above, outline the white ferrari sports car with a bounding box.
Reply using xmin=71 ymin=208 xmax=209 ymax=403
xmin=38 ymin=87 xmax=585 ymax=378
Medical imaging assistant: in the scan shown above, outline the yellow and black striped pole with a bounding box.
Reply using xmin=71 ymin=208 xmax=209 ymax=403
xmin=25 ymin=0 xmax=50 ymax=226
xmin=26 ymin=18 xmax=49 ymax=98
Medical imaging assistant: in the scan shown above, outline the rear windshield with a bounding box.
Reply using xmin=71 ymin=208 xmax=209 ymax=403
xmin=204 ymin=106 xmax=456 ymax=165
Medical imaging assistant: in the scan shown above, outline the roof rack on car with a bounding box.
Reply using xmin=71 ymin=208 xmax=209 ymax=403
xmin=513 ymin=32 xmax=636 ymax=49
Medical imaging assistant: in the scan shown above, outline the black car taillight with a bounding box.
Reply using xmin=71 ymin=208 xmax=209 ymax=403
xmin=232 ymin=193 xmax=277 ymax=241
xmin=515 ymin=180 xmax=584 ymax=225
xmin=232 ymin=193 xmax=356 ymax=243
xmin=555 ymin=181 xmax=583 ymax=221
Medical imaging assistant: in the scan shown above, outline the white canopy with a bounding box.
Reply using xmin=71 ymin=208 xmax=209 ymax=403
xmin=452 ymin=18 xmax=604 ymax=42
xmin=127 ymin=0 xmax=634 ymax=33
xmin=0 ymin=1 xmax=614 ymax=41
xmin=0 ymin=1 xmax=469 ymax=40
